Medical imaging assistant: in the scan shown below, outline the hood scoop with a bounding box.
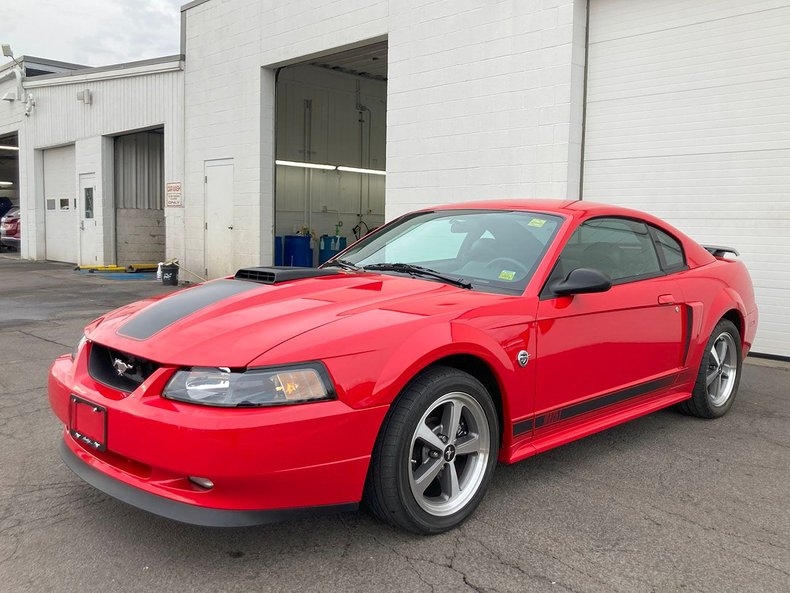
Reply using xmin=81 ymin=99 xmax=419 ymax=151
xmin=234 ymin=266 xmax=341 ymax=284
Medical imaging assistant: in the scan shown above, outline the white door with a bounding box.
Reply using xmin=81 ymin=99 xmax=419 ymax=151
xmin=78 ymin=173 xmax=98 ymax=266
xmin=584 ymin=0 xmax=790 ymax=357
xmin=44 ymin=145 xmax=78 ymax=263
xmin=204 ymin=159 xmax=234 ymax=278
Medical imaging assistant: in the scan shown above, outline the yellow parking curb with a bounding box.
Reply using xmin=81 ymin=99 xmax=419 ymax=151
xmin=73 ymin=265 xmax=126 ymax=272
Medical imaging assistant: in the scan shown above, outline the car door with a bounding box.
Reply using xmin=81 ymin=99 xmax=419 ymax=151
xmin=533 ymin=217 xmax=685 ymax=431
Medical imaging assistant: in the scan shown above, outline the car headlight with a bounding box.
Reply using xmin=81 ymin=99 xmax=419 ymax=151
xmin=71 ymin=335 xmax=88 ymax=360
xmin=162 ymin=363 xmax=335 ymax=407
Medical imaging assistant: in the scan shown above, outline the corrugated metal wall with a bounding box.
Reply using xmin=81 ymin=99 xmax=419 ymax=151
xmin=114 ymin=131 xmax=164 ymax=209
xmin=30 ymin=70 xmax=182 ymax=150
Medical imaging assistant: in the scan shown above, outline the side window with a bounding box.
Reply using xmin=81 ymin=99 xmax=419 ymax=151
xmin=547 ymin=217 xmax=662 ymax=288
xmin=652 ymin=227 xmax=686 ymax=271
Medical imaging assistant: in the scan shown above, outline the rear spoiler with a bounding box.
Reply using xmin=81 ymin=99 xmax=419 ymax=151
xmin=703 ymin=245 xmax=740 ymax=258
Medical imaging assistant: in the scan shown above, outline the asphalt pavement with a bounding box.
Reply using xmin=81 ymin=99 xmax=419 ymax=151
xmin=0 ymin=257 xmax=788 ymax=593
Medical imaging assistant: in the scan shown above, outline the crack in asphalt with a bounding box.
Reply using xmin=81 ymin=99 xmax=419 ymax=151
xmin=461 ymin=529 xmax=585 ymax=593
xmin=12 ymin=329 xmax=73 ymax=349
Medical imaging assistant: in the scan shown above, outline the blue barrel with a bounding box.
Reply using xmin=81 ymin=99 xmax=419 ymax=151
xmin=274 ymin=236 xmax=284 ymax=266
xmin=283 ymin=235 xmax=312 ymax=267
xmin=318 ymin=235 xmax=348 ymax=265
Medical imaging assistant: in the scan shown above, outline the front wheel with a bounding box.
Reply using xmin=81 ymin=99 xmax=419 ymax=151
xmin=364 ymin=366 xmax=499 ymax=534
xmin=678 ymin=318 xmax=742 ymax=418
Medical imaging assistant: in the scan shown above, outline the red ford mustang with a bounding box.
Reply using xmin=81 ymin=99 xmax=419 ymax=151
xmin=49 ymin=200 xmax=758 ymax=533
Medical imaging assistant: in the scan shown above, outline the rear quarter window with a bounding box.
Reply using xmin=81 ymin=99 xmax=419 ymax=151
xmin=652 ymin=227 xmax=686 ymax=271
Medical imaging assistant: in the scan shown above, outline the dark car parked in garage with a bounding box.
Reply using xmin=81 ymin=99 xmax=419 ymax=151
xmin=1 ymin=207 xmax=20 ymax=250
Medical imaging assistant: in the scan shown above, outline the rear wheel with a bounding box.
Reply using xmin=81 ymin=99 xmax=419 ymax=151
xmin=678 ymin=319 xmax=742 ymax=418
xmin=364 ymin=366 xmax=499 ymax=534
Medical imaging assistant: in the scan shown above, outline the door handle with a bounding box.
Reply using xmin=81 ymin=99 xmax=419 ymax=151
xmin=227 ymin=225 xmax=234 ymax=230
xmin=658 ymin=294 xmax=675 ymax=305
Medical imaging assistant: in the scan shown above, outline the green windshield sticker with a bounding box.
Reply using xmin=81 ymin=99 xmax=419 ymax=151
xmin=528 ymin=218 xmax=546 ymax=228
xmin=499 ymin=270 xmax=516 ymax=281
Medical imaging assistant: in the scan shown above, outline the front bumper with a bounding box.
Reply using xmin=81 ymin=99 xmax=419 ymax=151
xmin=49 ymin=350 xmax=388 ymax=522
xmin=0 ymin=236 xmax=19 ymax=248
xmin=60 ymin=439 xmax=357 ymax=526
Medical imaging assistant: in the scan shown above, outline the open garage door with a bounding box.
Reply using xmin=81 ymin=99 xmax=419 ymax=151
xmin=44 ymin=145 xmax=78 ymax=263
xmin=274 ymin=41 xmax=387 ymax=267
xmin=583 ymin=0 xmax=790 ymax=357
xmin=114 ymin=129 xmax=165 ymax=266
xmin=0 ymin=133 xmax=19 ymax=252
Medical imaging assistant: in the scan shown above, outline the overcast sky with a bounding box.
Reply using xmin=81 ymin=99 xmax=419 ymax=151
xmin=0 ymin=0 xmax=183 ymax=67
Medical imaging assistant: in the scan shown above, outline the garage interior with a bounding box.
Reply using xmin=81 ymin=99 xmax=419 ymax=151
xmin=274 ymin=41 xmax=387 ymax=267
xmin=114 ymin=128 xmax=166 ymax=266
xmin=0 ymin=132 xmax=19 ymax=237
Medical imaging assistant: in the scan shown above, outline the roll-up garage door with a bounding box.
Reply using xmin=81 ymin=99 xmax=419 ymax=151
xmin=44 ymin=145 xmax=78 ymax=263
xmin=583 ymin=0 xmax=790 ymax=357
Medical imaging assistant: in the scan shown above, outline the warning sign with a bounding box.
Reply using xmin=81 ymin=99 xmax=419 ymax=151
xmin=166 ymin=182 xmax=183 ymax=207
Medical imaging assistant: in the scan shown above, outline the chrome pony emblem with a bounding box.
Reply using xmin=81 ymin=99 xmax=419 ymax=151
xmin=112 ymin=358 xmax=133 ymax=376
xmin=517 ymin=350 xmax=530 ymax=367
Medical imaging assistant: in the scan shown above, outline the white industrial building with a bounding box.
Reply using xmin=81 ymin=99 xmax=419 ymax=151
xmin=0 ymin=0 xmax=787 ymax=357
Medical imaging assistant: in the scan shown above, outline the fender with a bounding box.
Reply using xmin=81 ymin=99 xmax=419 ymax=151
xmin=367 ymin=321 xmax=518 ymax=407
xmin=686 ymin=286 xmax=748 ymax=373
xmin=704 ymin=286 xmax=747 ymax=347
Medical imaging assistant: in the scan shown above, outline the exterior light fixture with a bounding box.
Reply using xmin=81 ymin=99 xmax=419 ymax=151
xmin=337 ymin=166 xmax=386 ymax=176
xmin=275 ymin=159 xmax=336 ymax=171
xmin=275 ymin=160 xmax=386 ymax=176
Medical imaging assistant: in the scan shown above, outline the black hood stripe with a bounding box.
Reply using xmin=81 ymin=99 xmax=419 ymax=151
xmin=118 ymin=279 xmax=258 ymax=340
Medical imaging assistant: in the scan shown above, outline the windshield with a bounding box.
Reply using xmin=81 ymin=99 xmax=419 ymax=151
xmin=330 ymin=209 xmax=564 ymax=295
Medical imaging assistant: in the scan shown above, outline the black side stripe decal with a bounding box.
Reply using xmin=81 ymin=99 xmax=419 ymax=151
xmin=682 ymin=305 xmax=693 ymax=366
xmin=512 ymin=375 xmax=677 ymax=437
xmin=512 ymin=418 xmax=533 ymax=436
xmin=118 ymin=279 xmax=258 ymax=340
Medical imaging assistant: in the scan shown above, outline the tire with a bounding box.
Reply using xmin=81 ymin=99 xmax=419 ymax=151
xmin=364 ymin=366 xmax=499 ymax=534
xmin=677 ymin=318 xmax=742 ymax=419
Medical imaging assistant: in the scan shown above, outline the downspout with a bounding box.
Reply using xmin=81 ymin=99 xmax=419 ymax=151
xmin=578 ymin=0 xmax=591 ymax=201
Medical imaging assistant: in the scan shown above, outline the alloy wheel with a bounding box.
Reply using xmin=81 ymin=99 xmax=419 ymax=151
xmin=407 ymin=392 xmax=490 ymax=516
xmin=707 ymin=332 xmax=738 ymax=407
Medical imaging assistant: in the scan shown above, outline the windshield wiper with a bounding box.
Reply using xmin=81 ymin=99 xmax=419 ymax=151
xmin=363 ymin=263 xmax=472 ymax=289
xmin=322 ymin=258 xmax=361 ymax=271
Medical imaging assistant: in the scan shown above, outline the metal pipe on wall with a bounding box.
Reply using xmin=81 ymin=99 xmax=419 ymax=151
xmin=302 ymin=99 xmax=313 ymax=235
xmin=355 ymin=80 xmax=371 ymax=222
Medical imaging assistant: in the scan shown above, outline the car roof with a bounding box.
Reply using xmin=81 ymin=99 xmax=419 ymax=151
xmin=428 ymin=198 xmax=647 ymax=218
xmin=426 ymin=198 xmax=715 ymax=268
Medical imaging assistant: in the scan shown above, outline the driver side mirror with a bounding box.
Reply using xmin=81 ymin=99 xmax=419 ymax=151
xmin=551 ymin=267 xmax=612 ymax=296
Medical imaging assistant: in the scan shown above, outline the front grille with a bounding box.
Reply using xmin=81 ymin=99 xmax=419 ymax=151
xmin=88 ymin=342 xmax=159 ymax=393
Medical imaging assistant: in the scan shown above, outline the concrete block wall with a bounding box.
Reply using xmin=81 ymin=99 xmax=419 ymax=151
xmin=182 ymin=0 xmax=389 ymax=277
xmin=116 ymin=208 xmax=166 ymax=265
xmin=182 ymin=0 xmax=265 ymax=278
xmin=183 ymin=0 xmax=585 ymax=276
